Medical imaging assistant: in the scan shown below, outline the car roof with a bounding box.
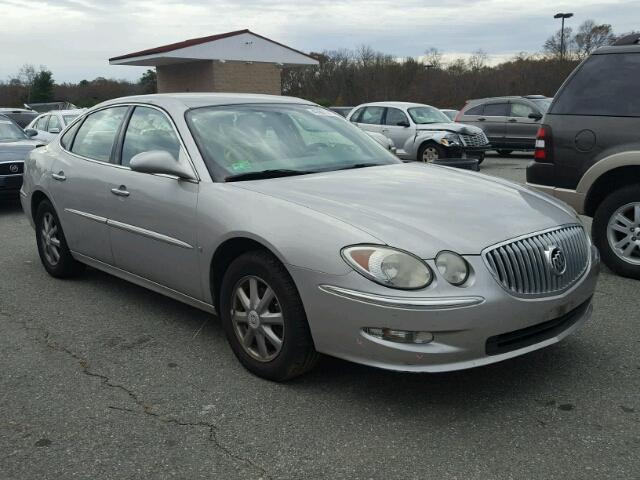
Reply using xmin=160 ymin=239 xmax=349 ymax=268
xmin=97 ymin=93 xmax=315 ymax=110
xmin=467 ymin=95 xmax=548 ymax=104
xmin=593 ymin=43 xmax=640 ymax=55
xmin=353 ymin=101 xmax=435 ymax=109
xmin=0 ymin=108 xmax=35 ymax=113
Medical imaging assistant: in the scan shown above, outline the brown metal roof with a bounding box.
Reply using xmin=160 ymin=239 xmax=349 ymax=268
xmin=109 ymin=29 xmax=317 ymax=62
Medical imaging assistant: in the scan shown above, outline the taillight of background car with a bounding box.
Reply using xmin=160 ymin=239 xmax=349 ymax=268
xmin=454 ymin=104 xmax=465 ymax=122
xmin=534 ymin=125 xmax=553 ymax=163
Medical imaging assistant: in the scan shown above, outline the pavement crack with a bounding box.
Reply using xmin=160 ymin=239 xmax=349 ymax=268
xmin=20 ymin=319 xmax=272 ymax=480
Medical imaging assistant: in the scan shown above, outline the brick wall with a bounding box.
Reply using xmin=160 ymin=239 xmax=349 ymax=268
xmin=156 ymin=61 xmax=282 ymax=95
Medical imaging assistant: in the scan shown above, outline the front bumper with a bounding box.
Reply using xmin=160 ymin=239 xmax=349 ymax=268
xmin=447 ymin=144 xmax=490 ymax=159
xmin=289 ymin=247 xmax=599 ymax=372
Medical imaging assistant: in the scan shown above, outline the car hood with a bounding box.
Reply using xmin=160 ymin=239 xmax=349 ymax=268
xmin=232 ymin=163 xmax=579 ymax=258
xmin=0 ymin=139 xmax=43 ymax=162
xmin=415 ymin=122 xmax=483 ymax=135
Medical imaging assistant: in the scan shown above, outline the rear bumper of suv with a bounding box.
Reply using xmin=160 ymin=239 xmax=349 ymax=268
xmin=526 ymin=182 xmax=585 ymax=215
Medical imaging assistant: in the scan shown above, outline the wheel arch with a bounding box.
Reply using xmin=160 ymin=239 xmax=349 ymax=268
xmin=209 ymin=236 xmax=290 ymax=314
xmin=584 ymin=164 xmax=640 ymax=217
xmin=30 ymin=189 xmax=51 ymax=223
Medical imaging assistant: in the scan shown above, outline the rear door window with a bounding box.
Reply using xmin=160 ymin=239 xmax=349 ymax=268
xmin=71 ymin=107 xmax=128 ymax=162
xmin=483 ymin=103 xmax=509 ymax=116
xmin=551 ymin=53 xmax=640 ymax=117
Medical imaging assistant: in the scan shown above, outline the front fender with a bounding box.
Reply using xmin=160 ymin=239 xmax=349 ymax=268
xmin=404 ymin=131 xmax=447 ymax=159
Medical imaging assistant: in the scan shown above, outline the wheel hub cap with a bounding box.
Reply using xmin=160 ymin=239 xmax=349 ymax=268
xmin=248 ymin=310 xmax=260 ymax=329
xmin=607 ymin=201 xmax=640 ymax=265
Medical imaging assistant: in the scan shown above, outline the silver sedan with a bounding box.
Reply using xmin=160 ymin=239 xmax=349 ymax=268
xmin=21 ymin=94 xmax=599 ymax=381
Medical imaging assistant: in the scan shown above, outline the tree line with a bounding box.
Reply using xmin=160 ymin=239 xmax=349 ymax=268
xmin=0 ymin=19 xmax=632 ymax=110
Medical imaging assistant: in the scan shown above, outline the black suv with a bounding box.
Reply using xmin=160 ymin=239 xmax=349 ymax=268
xmin=456 ymin=95 xmax=552 ymax=155
xmin=527 ymin=34 xmax=640 ymax=279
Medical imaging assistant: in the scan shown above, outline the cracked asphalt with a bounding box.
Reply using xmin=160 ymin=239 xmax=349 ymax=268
xmin=1 ymin=153 xmax=639 ymax=479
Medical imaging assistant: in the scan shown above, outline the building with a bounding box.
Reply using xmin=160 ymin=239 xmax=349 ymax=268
xmin=109 ymin=29 xmax=318 ymax=95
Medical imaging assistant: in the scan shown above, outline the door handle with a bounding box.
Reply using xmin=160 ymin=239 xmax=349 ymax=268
xmin=508 ymin=118 xmax=517 ymax=123
xmin=478 ymin=117 xmax=486 ymax=121
xmin=51 ymin=171 xmax=66 ymax=181
xmin=111 ymin=186 xmax=130 ymax=197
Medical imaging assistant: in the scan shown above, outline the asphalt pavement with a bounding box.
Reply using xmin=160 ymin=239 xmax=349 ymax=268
xmin=1 ymin=153 xmax=638 ymax=479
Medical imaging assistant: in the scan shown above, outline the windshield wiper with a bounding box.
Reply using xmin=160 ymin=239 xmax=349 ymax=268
xmin=333 ymin=163 xmax=383 ymax=171
xmin=225 ymin=169 xmax=313 ymax=182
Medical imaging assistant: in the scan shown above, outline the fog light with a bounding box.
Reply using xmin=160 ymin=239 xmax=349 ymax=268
xmin=363 ymin=328 xmax=434 ymax=344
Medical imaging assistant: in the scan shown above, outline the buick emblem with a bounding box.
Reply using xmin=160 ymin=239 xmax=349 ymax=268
xmin=9 ymin=164 xmax=19 ymax=173
xmin=545 ymin=245 xmax=567 ymax=276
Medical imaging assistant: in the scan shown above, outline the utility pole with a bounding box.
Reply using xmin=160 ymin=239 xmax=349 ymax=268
xmin=554 ymin=13 xmax=574 ymax=60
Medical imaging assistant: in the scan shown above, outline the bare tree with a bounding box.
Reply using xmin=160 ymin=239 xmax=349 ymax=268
xmin=574 ymin=20 xmax=615 ymax=58
xmin=543 ymin=27 xmax=576 ymax=59
xmin=467 ymin=49 xmax=488 ymax=70
xmin=423 ymin=47 xmax=444 ymax=69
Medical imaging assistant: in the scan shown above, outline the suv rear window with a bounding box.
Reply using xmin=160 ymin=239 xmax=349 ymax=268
xmin=550 ymin=53 xmax=640 ymax=117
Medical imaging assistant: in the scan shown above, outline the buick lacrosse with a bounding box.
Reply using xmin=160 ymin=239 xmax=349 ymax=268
xmin=21 ymin=94 xmax=599 ymax=381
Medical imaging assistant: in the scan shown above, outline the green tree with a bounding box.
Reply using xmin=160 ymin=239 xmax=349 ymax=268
xmin=30 ymin=69 xmax=54 ymax=102
xmin=139 ymin=69 xmax=157 ymax=94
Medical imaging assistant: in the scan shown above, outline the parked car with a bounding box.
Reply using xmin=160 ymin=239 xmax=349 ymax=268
xmin=527 ymin=34 xmax=640 ymax=279
xmin=25 ymin=109 xmax=84 ymax=143
xmin=456 ymin=95 xmax=552 ymax=156
xmin=440 ymin=109 xmax=459 ymax=121
xmin=0 ymin=114 xmax=43 ymax=198
xmin=0 ymin=108 xmax=39 ymax=128
xmin=348 ymin=102 xmax=489 ymax=163
xmin=329 ymin=106 xmax=354 ymax=118
xmin=22 ymin=93 xmax=598 ymax=381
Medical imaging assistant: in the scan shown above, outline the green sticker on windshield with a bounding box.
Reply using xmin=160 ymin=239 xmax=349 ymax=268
xmin=230 ymin=160 xmax=252 ymax=172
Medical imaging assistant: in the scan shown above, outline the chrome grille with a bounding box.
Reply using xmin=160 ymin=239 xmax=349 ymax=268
xmin=460 ymin=131 xmax=489 ymax=147
xmin=483 ymin=225 xmax=590 ymax=296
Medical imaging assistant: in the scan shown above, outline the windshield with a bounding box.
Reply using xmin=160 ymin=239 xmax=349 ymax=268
xmin=63 ymin=114 xmax=79 ymax=125
xmin=408 ymin=106 xmax=451 ymax=124
xmin=530 ymin=98 xmax=552 ymax=112
xmin=0 ymin=118 xmax=26 ymax=142
xmin=186 ymin=104 xmax=400 ymax=180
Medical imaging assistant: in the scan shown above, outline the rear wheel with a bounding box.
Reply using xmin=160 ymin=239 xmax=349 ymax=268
xmin=219 ymin=250 xmax=319 ymax=381
xmin=593 ymin=184 xmax=640 ymax=279
xmin=497 ymin=150 xmax=513 ymax=157
xmin=35 ymin=200 xmax=85 ymax=278
xmin=419 ymin=143 xmax=446 ymax=163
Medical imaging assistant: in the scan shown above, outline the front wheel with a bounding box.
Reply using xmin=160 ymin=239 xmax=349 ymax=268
xmin=35 ymin=200 xmax=85 ymax=278
xmin=592 ymin=184 xmax=640 ymax=279
xmin=419 ymin=143 xmax=446 ymax=163
xmin=219 ymin=250 xmax=319 ymax=381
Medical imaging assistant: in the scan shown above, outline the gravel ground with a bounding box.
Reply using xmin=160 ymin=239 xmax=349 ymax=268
xmin=1 ymin=153 xmax=638 ymax=479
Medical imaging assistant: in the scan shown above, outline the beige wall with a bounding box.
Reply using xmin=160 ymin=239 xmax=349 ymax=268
xmin=156 ymin=60 xmax=282 ymax=95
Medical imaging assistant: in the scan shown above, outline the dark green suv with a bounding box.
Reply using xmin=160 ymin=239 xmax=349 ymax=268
xmin=527 ymin=34 xmax=640 ymax=279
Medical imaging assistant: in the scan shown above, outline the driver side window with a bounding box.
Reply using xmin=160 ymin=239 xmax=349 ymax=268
xmin=385 ymin=108 xmax=409 ymax=126
xmin=121 ymin=106 xmax=181 ymax=167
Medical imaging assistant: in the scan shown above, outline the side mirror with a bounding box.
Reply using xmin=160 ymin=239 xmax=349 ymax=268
xmin=397 ymin=121 xmax=410 ymax=127
xmin=25 ymin=128 xmax=38 ymax=137
xmin=49 ymin=128 xmax=61 ymax=134
xmin=528 ymin=112 xmax=543 ymax=121
xmin=129 ymin=150 xmax=196 ymax=180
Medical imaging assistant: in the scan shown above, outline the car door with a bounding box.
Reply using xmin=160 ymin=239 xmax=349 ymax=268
xmin=506 ymin=101 xmax=541 ymax=149
xmin=381 ymin=107 xmax=413 ymax=153
xmin=50 ymin=106 xmax=129 ymax=264
xmin=351 ymin=106 xmax=385 ymax=135
xmin=105 ymin=105 xmax=202 ymax=299
xmin=478 ymin=102 xmax=508 ymax=147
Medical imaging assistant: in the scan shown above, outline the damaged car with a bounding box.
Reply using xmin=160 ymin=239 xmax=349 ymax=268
xmin=347 ymin=101 xmax=490 ymax=164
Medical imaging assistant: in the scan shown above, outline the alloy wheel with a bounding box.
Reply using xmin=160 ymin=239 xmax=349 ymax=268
xmin=41 ymin=212 xmax=61 ymax=266
xmin=422 ymin=146 xmax=440 ymax=163
xmin=607 ymin=201 xmax=640 ymax=265
xmin=231 ymin=276 xmax=285 ymax=362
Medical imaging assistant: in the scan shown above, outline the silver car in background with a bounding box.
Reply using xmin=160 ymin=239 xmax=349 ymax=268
xmin=24 ymin=109 xmax=84 ymax=143
xmin=21 ymin=93 xmax=599 ymax=381
xmin=347 ymin=101 xmax=490 ymax=163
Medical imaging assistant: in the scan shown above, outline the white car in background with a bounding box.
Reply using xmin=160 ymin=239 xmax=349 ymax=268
xmin=25 ymin=109 xmax=84 ymax=143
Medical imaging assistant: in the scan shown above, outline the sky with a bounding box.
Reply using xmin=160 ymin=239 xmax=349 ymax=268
xmin=0 ymin=0 xmax=637 ymax=83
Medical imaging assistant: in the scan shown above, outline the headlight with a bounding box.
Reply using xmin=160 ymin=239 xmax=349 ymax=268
xmin=341 ymin=245 xmax=433 ymax=290
xmin=435 ymin=251 xmax=469 ymax=286
xmin=439 ymin=134 xmax=461 ymax=147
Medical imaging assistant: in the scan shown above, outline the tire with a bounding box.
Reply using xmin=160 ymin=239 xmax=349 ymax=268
xmin=35 ymin=200 xmax=85 ymax=278
xmin=219 ymin=250 xmax=319 ymax=381
xmin=418 ymin=143 xmax=446 ymax=163
xmin=592 ymin=184 xmax=640 ymax=280
xmin=497 ymin=150 xmax=513 ymax=157
xmin=476 ymin=153 xmax=485 ymax=166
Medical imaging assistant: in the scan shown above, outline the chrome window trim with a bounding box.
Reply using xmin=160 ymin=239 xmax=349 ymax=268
xmin=57 ymin=102 xmax=200 ymax=182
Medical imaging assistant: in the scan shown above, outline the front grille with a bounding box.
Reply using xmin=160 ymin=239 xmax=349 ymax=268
xmin=484 ymin=225 xmax=590 ymax=296
xmin=460 ymin=132 xmax=489 ymax=147
xmin=486 ymin=297 xmax=591 ymax=355
xmin=0 ymin=162 xmax=24 ymax=175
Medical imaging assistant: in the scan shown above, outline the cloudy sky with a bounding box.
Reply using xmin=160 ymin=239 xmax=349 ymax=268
xmin=0 ymin=0 xmax=636 ymax=83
